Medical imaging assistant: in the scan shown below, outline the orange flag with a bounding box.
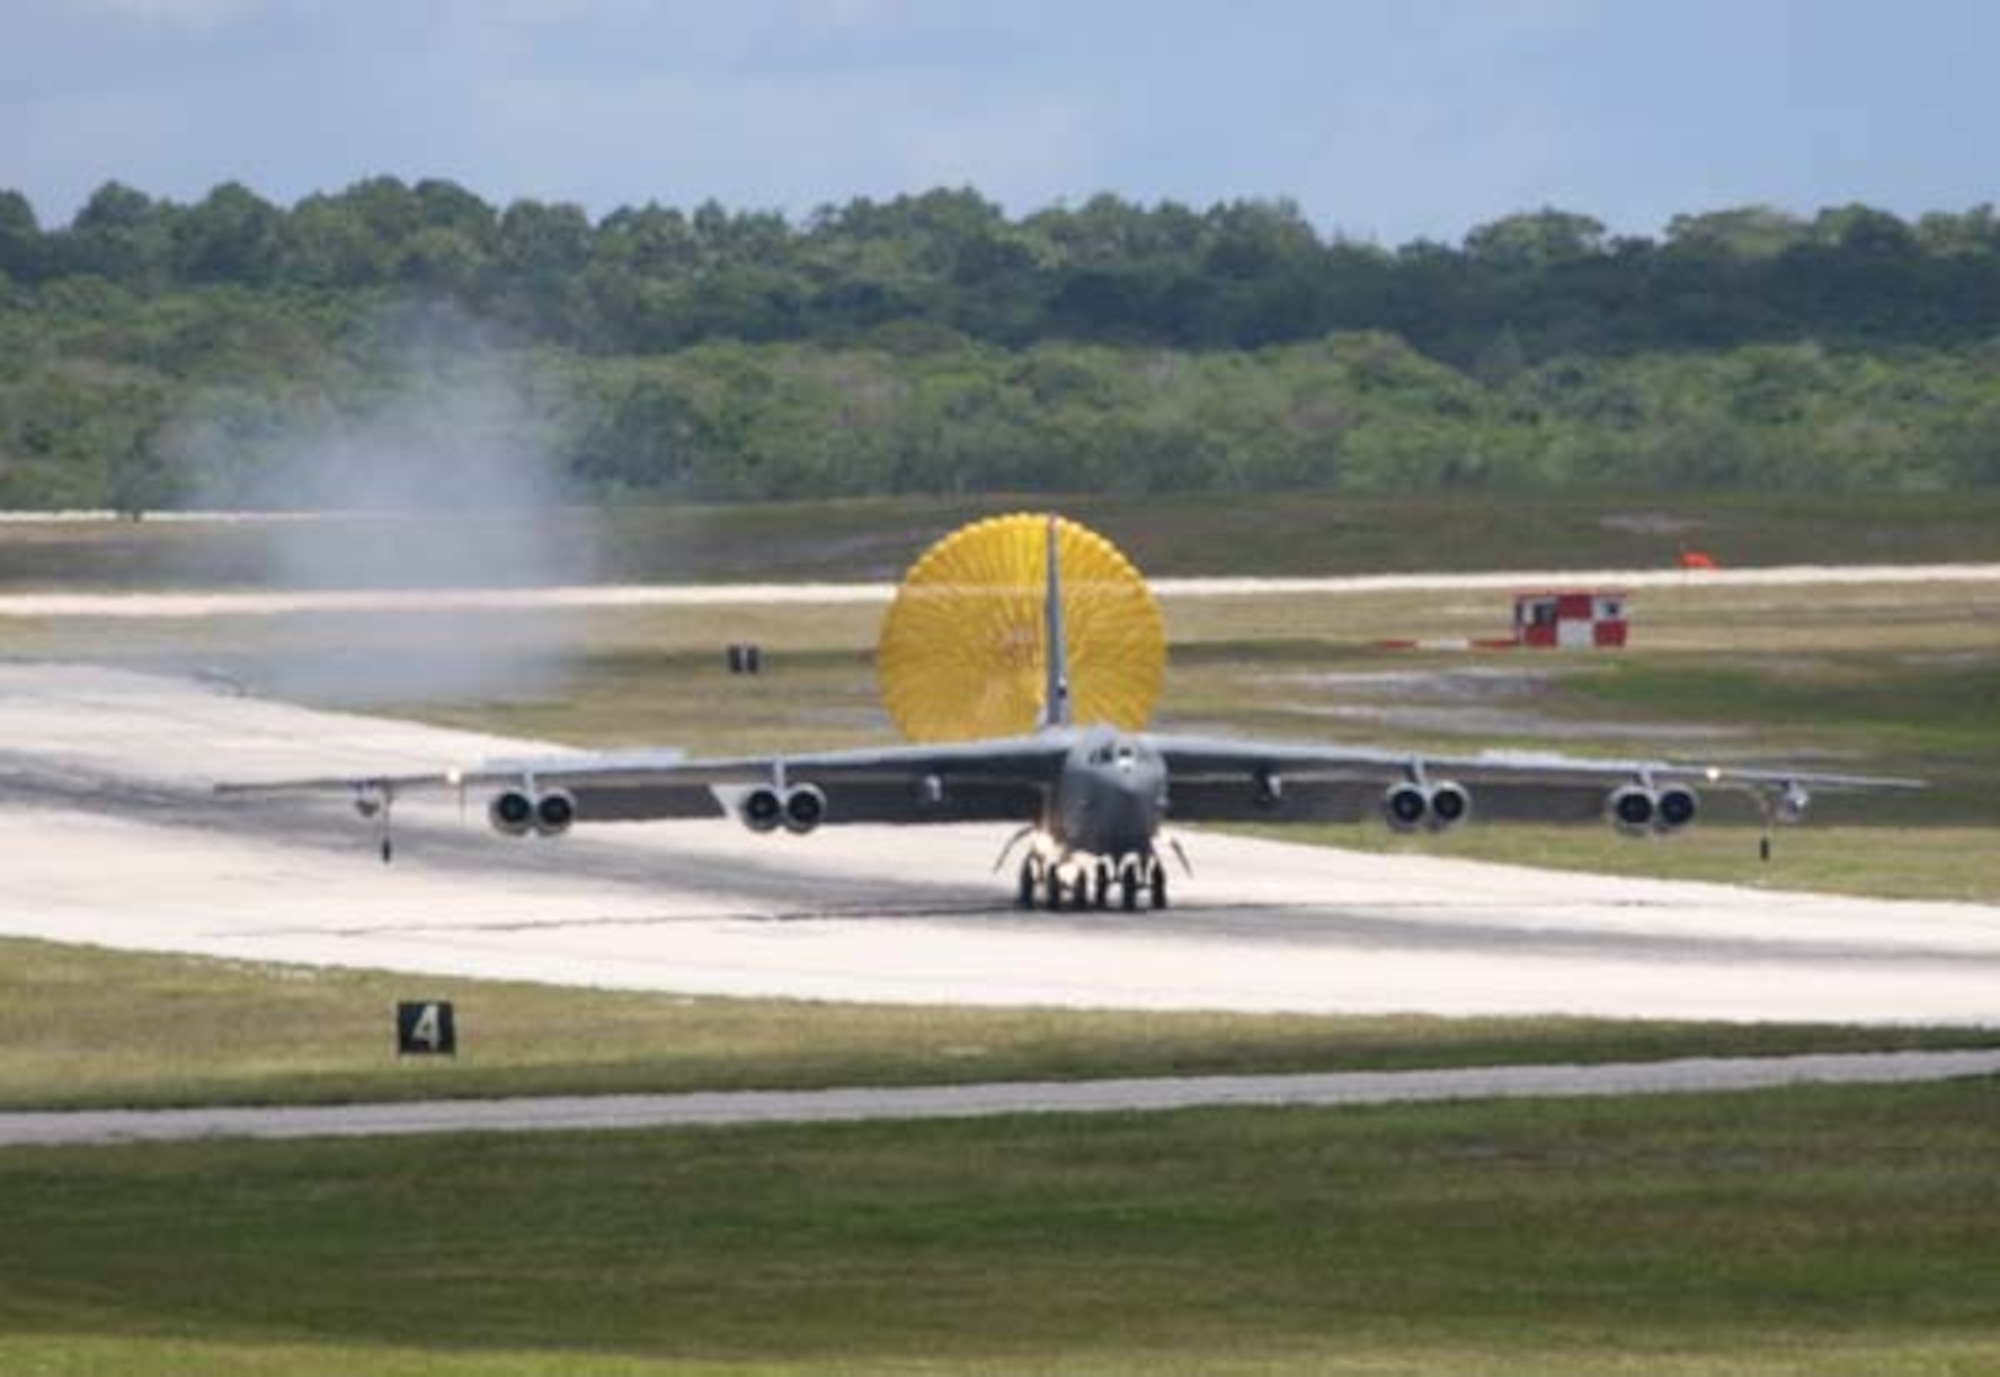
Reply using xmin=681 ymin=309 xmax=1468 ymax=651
xmin=1678 ymin=549 xmax=1718 ymax=571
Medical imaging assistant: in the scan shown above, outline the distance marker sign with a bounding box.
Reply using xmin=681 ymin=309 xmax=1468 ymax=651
xmin=396 ymin=1001 xmax=457 ymax=1055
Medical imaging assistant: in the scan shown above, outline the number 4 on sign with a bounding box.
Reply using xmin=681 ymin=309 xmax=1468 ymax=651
xmin=410 ymin=1004 xmax=440 ymax=1048
xmin=396 ymin=1001 xmax=457 ymax=1056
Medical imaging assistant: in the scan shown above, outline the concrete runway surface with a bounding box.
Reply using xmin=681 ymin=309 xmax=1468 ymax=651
xmin=2 ymin=663 xmax=1998 ymax=1022
xmin=7 ymin=1048 xmax=1999 ymax=1148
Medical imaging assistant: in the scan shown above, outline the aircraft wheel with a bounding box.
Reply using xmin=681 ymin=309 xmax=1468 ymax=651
xmin=1045 ymin=864 xmax=1065 ymax=912
xmin=1149 ymin=857 xmax=1169 ymax=911
xmin=1093 ymin=863 xmax=1111 ymax=909
xmin=1017 ymin=858 xmax=1038 ymax=910
xmin=1120 ymin=864 xmax=1140 ymax=912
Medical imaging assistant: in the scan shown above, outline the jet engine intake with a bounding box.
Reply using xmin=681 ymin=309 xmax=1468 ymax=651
xmin=782 ymin=784 xmax=827 ymax=834
xmin=1383 ymin=782 xmax=1430 ymax=833
xmin=1427 ymin=780 xmax=1472 ymax=831
xmin=740 ymin=786 xmax=785 ymax=834
xmin=489 ymin=788 xmax=536 ymax=837
xmin=534 ymin=788 xmax=576 ymax=837
xmin=1655 ymin=784 xmax=1699 ymax=833
xmin=1607 ymin=784 xmax=1657 ymax=836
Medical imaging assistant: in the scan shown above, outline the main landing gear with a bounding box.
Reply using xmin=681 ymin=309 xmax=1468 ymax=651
xmin=1017 ymin=854 xmax=1169 ymax=912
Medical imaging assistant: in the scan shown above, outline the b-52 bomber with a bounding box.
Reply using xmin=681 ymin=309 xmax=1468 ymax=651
xmin=221 ymin=514 xmax=1919 ymax=911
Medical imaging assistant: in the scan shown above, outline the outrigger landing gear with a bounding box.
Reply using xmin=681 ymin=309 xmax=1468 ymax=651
xmin=356 ymin=782 xmax=396 ymax=865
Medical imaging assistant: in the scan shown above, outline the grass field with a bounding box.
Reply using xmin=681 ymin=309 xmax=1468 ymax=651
xmin=6 ymin=937 xmax=1990 ymax=1112
xmin=7 ymin=489 xmax=2000 ymax=590
xmin=4 ymin=1080 xmax=1999 ymax=1374
xmin=1237 ymin=823 xmax=2000 ymax=905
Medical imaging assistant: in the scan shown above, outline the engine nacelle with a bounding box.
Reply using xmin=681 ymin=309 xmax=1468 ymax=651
xmin=488 ymin=788 xmax=536 ymax=838
xmin=1428 ymin=780 xmax=1472 ymax=832
xmin=1607 ymin=784 xmax=1657 ymax=837
xmin=740 ymin=786 xmax=785 ymax=833
xmin=534 ymin=788 xmax=576 ymax=837
xmin=1383 ymin=782 xmax=1430 ymax=833
xmin=782 ymin=784 xmax=827 ymax=835
xmin=1655 ymin=784 xmax=1699 ymax=833
xmin=1383 ymin=780 xmax=1472 ymax=833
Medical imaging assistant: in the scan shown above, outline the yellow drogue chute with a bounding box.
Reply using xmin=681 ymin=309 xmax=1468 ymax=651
xmin=877 ymin=513 xmax=1166 ymax=743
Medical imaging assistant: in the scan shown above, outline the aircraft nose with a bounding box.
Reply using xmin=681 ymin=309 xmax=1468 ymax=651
xmin=1110 ymin=760 xmax=1162 ymax=819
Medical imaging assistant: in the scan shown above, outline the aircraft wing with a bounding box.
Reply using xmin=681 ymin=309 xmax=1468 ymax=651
xmin=1143 ymin=732 xmax=1923 ymax=827
xmin=218 ymin=735 xmax=1072 ymax=827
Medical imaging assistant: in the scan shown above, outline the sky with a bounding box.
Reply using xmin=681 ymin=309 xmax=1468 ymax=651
xmin=3 ymin=0 xmax=1997 ymax=245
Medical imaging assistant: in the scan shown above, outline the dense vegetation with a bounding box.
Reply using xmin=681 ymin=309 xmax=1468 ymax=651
xmin=3 ymin=178 xmax=1999 ymax=507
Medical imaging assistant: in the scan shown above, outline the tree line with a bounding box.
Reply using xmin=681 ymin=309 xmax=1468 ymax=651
xmin=5 ymin=180 xmax=2000 ymax=363
xmin=2 ymin=178 xmax=1999 ymax=509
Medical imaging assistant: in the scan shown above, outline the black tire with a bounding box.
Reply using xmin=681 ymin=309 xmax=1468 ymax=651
xmin=1017 ymin=859 xmax=1036 ymax=909
xmin=1093 ymin=864 xmax=1111 ymax=909
xmin=1120 ymin=866 xmax=1140 ymax=911
xmin=1045 ymin=865 xmax=1065 ymax=912
xmin=1150 ymin=859 xmax=1169 ymax=910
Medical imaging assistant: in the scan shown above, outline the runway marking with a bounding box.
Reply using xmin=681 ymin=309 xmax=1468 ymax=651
xmin=5 ymin=1048 xmax=1998 ymax=1148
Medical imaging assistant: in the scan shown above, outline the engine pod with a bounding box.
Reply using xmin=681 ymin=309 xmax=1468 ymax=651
xmin=1607 ymin=784 xmax=1657 ymax=836
xmin=782 ymin=784 xmax=827 ymax=834
xmin=534 ymin=788 xmax=576 ymax=836
xmin=740 ymin=786 xmax=784 ymax=833
xmin=1655 ymin=785 xmax=1698 ymax=832
xmin=1383 ymin=782 xmax=1429 ymax=833
xmin=1428 ymin=780 xmax=1472 ymax=831
xmin=488 ymin=789 xmax=535 ymax=837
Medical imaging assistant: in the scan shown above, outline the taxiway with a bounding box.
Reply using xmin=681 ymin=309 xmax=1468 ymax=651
xmin=7 ymin=1047 xmax=1998 ymax=1147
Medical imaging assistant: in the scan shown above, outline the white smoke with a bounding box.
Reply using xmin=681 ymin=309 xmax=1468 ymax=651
xmin=181 ymin=309 xmax=594 ymax=706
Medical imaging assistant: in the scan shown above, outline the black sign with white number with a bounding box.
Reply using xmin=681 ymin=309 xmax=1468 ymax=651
xmin=396 ymin=1001 xmax=457 ymax=1056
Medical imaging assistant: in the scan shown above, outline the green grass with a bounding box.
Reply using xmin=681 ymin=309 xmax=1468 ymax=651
xmin=6 ymin=937 xmax=1990 ymax=1113
xmin=4 ymin=1082 xmax=1999 ymax=1373
xmin=9 ymin=489 xmax=2000 ymax=590
xmin=1237 ymin=824 xmax=2000 ymax=905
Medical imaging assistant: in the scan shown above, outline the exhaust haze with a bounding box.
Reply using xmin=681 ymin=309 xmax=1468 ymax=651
xmin=178 ymin=310 xmax=597 ymax=707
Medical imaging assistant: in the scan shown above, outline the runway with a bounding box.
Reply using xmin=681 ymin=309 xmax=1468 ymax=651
xmin=6 ymin=1048 xmax=1998 ymax=1148
xmin=2 ymin=664 xmax=1998 ymax=1022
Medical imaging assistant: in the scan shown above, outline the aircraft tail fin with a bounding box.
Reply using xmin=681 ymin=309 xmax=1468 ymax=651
xmin=1042 ymin=515 xmax=1072 ymax=729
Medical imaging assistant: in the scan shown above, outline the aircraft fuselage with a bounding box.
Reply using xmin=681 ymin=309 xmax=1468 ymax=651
xmin=1047 ymin=726 xmax=1167 ymax=861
